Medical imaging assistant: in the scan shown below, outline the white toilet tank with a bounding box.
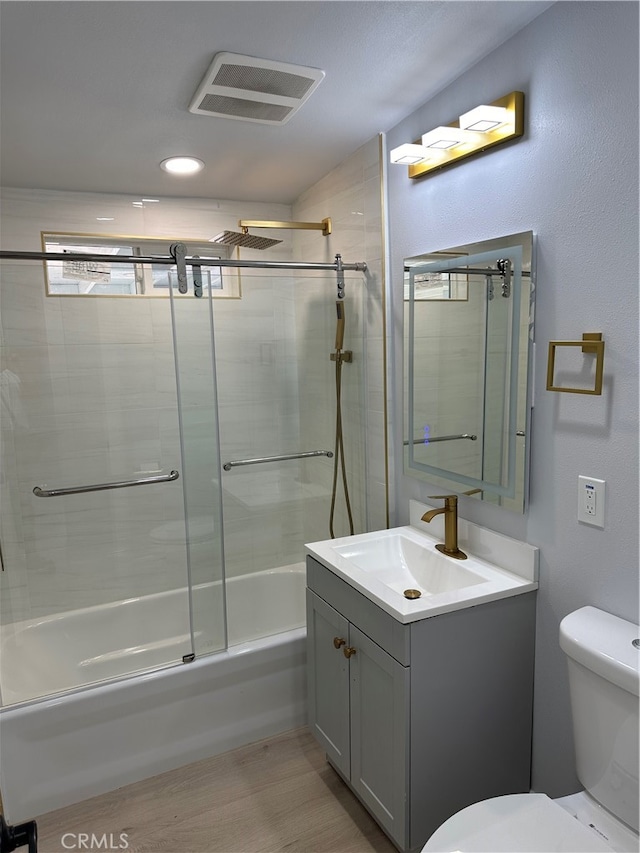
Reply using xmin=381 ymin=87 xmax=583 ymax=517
xmin=560 ymin=606 xmax=640 ymax=834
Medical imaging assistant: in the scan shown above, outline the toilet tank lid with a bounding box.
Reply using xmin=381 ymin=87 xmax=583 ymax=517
xmin=560 ymin=606 xmax=640 ymax=696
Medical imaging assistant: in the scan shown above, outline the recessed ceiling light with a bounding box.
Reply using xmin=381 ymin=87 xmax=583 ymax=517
xmin=96 ymin=217 xmax=115 ymax=221
xmin=160 ymin=157 xmax=204 ymax=175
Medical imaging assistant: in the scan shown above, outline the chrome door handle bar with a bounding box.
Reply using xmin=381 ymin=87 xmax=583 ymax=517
xmin=33 ymin=470 xmax=180 ymax=497
xmin=223 ymin=450 xmax=333 ymax=471
xmin=404 ymin=433 xmax=477 ymax=445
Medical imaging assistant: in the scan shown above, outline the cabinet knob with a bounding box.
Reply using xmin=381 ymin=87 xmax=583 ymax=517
xmin=343 ymin=646 xmax=357 ymax=659
xmin=333 ymin=637 xmax=346 ymax=649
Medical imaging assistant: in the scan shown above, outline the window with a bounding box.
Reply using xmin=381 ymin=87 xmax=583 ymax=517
xmin=42 ymin=233 xmax=240 ymax=298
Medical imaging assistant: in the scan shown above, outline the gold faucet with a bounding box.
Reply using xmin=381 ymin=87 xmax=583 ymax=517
xmin=421 ymin=495 xmax=467 ymax=560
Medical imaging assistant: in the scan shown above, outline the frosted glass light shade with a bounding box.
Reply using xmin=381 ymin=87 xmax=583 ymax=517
xmin=459 ymin=105 xmax=510 ymax=132
xmin=390 ymin=144 xmax=431 ymax=165
xmin=421 ymin=126 xmax=480 ymax=149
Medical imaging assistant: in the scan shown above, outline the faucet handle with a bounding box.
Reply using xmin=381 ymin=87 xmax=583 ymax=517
xmin=428 ymin=494 xmax=458 ymax=503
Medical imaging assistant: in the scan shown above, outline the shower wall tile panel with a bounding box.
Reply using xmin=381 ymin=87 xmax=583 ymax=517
xmin=1 ymin=147 xmax=387 ymax=621
xmin=0 ymin=190 xmax=294 ymax=620
xmin=293 ymin=135 xmax=387 ymax=533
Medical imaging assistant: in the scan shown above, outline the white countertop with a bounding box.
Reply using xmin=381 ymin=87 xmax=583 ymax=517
xmin=306 ymin=509 xmax=539 ymax=624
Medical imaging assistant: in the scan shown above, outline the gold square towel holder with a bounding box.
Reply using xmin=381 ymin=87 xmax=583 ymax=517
xmin=546 ymin=332 xmax=605 ymax=395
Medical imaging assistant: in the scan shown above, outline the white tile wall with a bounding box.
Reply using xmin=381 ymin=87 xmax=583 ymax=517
xmin=0 ymin=160 xmax=388 ymax=628
xmin=0 ymin=190 xmax=292 ymax=621
xmin=293 ymin=135 xmax=388 ymax=533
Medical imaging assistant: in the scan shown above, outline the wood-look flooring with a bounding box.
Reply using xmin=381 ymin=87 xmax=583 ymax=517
xmin=34 ymin=727 xmax=398 ymax=853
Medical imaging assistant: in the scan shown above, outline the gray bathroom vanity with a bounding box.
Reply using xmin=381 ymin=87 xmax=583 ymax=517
xmin=306 ymin=508 xmax=538 ymax=851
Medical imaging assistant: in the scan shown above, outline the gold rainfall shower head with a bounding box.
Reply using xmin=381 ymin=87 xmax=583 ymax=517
xmin=210 ymin=217 xmax=332 ymax=251
xmin=209 ymin=230 xmax=283 ymax=250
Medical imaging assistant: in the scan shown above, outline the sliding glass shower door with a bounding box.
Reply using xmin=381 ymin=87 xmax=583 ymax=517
xmin=213 ymin=268 xmax=367 ymax=645
xmin=0 ymin=258 xmax=225 ymax=705
xmin=168 ymin=279 xmax=227 ymax=657
xmin=0 ymin=249 xmax=370 ymax=702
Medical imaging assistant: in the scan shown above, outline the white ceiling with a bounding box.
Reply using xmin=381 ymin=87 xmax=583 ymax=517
xmin=0 ymin=1 xmax=553 ymax=204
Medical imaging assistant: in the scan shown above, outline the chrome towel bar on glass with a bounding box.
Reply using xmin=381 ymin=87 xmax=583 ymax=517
xmin=404 ymin=433 xmax=477 ymax=445
xmin=223 ymin=450 xmax=333 ymax=471
xmin=33 ymin=470 xmax=180 ymax=498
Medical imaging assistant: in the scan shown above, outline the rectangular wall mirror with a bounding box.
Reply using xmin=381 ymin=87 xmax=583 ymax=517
xmin=404 ymin=231 xmax=534 ymax=513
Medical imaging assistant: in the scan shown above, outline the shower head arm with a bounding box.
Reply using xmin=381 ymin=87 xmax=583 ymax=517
xmin=238 ymin=218 xmax=332 ymax=236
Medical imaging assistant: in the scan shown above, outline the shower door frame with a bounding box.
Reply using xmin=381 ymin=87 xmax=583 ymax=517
xmin=0 ymin=247 xmax=368 ymax=706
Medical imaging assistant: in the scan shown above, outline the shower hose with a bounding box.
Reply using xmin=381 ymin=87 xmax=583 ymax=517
xmin=329 ymin=339 xmax=355 ymax=540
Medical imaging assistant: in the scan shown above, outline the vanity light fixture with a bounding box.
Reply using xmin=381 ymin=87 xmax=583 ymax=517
xmin=391 ymin=91 xmax=524 ymax=179
xmin=459 ymin=104 xmax=510 ymax=132
xmin=390 ymin=143 xmax=432 ymax=165
xmin=389 ymin=144 xmax=448 ymax=166
xmin=160 ymin=156 xmax=205 ymax=176
xmin=421 ymin=126 xmax=480 ymax=149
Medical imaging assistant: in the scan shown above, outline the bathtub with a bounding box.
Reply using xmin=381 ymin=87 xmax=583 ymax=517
xmin=0 ymin=564 xmax=307 ymax=823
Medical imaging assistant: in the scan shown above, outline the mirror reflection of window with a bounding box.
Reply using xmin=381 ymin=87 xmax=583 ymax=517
xmin=404 ymin=252 xmax=469 ymax=301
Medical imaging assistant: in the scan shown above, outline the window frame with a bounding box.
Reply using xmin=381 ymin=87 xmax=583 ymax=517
xmin=41 ymin=232 xmax=240 ymax=299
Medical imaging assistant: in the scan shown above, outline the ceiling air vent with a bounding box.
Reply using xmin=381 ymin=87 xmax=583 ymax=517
xmin=188 ymin=53 xmax=325 ymax=125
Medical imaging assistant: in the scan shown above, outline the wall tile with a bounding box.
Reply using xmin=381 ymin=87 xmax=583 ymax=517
xmin=0 ymin=148 xmax=387 ymax=631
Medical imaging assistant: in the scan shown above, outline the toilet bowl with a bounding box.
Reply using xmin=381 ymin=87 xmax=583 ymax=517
xmin=422 ymin=606 xmax=640 ymax=853
xmin=422 ymin=791 xmax=637 ymax=852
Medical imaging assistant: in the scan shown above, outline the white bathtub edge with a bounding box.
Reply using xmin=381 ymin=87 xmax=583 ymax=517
xmin=0 ymin=628 xmax=307 ymax=823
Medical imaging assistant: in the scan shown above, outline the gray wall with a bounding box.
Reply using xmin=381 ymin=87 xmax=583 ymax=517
xmin=386 ymin=1 xmax=639 ymax=795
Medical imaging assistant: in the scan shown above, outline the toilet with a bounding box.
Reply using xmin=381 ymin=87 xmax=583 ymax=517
xmin=423 ymin=606 xmax=640 ymax=852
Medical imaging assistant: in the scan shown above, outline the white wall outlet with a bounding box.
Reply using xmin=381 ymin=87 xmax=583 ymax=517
xmin=577 ymin=476 xmax=606 ymax=527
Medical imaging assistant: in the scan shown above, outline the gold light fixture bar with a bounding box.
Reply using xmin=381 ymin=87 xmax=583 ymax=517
xmin=238 ymin=217 xmax=332 ymax=236
xmin=407 ymin=91 xmax=524 ymax=179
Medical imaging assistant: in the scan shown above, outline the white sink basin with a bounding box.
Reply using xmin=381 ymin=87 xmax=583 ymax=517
xmin=333 ymin=533 xmax=485 ymax=596
xmin=306 ymin=522 xmax=539 ymax=623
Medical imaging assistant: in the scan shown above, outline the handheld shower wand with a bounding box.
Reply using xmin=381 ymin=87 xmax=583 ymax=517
xmin=329 ymin=299 xmax=354 ymax=539
xmin=335 ymin=300 xmax=345 ymax=351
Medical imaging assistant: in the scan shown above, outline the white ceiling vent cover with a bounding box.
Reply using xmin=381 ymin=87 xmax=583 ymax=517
xmin=188 ymin=53 xmax=325 ymax=125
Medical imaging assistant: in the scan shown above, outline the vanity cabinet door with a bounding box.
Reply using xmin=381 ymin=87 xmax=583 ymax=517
xmin=349 ymin=624 xmax=409 ymax=849
xmin=306 ymin=590 xmax=350 ymax=777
